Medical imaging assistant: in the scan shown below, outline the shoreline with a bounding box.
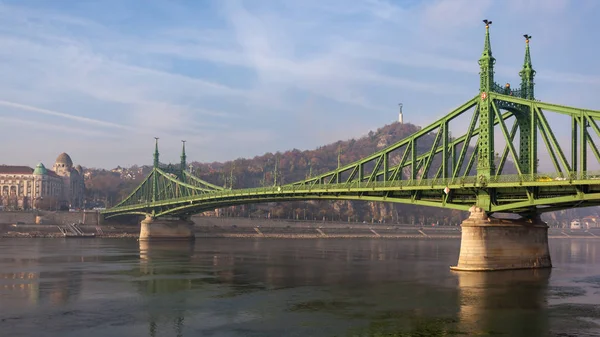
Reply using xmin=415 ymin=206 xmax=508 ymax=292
xmin=2 ymin=232 xmax=599 ymax=240
xmin=3 ymin=221 xmax=599 ymax=240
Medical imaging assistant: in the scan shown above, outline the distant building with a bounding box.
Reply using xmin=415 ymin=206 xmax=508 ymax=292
xmin=582 ymin=216 xmax=599 ymax=229
xmin=0 ymin=153 xmax=85 ymax=210
xmin=52 ymin=153 xmax=85 ymax=208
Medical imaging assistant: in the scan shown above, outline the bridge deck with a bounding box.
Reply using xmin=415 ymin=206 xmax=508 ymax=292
xmin=103 ymin=171 xmax=600 ymax=217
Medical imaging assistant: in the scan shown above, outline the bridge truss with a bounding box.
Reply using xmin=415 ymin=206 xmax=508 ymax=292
xmin=103 ymin=22 xmax=600 ymax=219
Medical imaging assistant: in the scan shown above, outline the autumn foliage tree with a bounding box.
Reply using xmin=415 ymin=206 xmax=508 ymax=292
xmin=85 ymin=170 xmax=145 ymax=207
xmin=186 ymin=122 xmax=466 ymax=223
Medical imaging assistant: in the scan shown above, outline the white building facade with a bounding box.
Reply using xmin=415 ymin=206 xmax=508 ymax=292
xmin=0 ymin=153 xmax=85 ymax=210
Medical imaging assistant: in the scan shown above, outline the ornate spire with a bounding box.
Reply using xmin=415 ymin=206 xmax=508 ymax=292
xmin=481 ymin=19 xmax=493 ymax=59
xmin=180 ymin=140 xmax=187 ymax=171
xmin=153 ymin=137 xmax=160 ymax=168
xmin=523 ymin=34 xmax=532 ymax=67
xmin=478 ymin=19 xmax=496 ymax=93
xmin=519 ymin=34 xmax=535 ymax=99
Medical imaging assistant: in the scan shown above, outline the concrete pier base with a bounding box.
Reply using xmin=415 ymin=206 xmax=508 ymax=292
xmin=139 ymin=216 xmax=195 ymax=241
xmin=450 ymin=206 xmax=552 ymax=271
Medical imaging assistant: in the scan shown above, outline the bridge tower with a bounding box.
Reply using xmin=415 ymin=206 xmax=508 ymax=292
xmin=452 ymin=22 xmax=551 ymax=272
xmin=140 ymin=138 xmax=195 ymax=241
xmin=516 ymin=35 xmax=537 ymax=176
xmin=519 ymin=34 xmax=535 ymax=100
xmin=152 ymin=137 xmax=160 ymax=215
xmin=476 ymin=19 xmax=496 ymax=181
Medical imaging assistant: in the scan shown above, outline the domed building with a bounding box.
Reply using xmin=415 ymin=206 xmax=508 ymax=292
xmin=54 ymin=153 xmax=73 ymax=172
xmin=52 ymin=153 xmax=85 ymax=208
xmin=0 ymin=153 xmax=85 ymax=210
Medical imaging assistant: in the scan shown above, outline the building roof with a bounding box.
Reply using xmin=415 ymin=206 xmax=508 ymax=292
xmin=33 ymin=163 xmax=47 ymax=175
xmin=47 ymin=170 xmax=61 ymax=178
xmin=0 ymin=165 xmax=34 ymax=174
xmin=0 ymin=164 xmax=62 ymax=179
xmin=55 ymin=152 xmax=73 ymax=167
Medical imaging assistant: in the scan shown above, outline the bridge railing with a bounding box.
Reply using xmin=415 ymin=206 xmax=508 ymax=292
xmin=491 ymin=82 xmax=525 ymax=98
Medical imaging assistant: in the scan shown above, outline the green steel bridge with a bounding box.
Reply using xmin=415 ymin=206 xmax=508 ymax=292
xmin=103 ymin=22 xmax=600 ymax=220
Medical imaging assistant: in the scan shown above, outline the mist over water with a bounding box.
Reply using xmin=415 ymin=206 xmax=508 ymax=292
xmin=0 ymin=238 xmax=599 ymax=336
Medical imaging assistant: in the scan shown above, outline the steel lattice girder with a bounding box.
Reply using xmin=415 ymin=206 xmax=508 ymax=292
xmin=102 ymin=91 xmax=600 ymax=218
xmin=101 ymin=22 xmax=600 ymax=219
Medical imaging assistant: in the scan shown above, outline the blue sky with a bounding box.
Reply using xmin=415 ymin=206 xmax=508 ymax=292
xmin=0 ymin=0 xmax=599 ymax=169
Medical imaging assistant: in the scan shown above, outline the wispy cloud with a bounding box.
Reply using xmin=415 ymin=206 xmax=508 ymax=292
xmin=0 ymin=100 xmax=129 ymax=129
xmin=0 ymin=116 xmax=118 ymax=138
xmin=0 ymin=0 xmax=597 ymax=168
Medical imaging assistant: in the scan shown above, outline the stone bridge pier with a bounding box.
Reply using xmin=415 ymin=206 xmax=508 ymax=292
xmin=139 ymin=215 xmax=195 ymax=241
xmin=451 ymin=206 xmax=552 ymax=271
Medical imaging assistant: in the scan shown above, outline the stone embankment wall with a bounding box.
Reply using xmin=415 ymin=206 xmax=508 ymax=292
xmin=191 ymin=216 xmax=462 ymax=239
xmin=0 ymin=211 xmax=33 ymax=224
xmin=2 ymin=213 xmax=600 ymax=239
xmin=0 ymin=211 xmax=102 ymax=226
xmin=0 ymin=223 xmax=138 ymax=238
xmin=191 ymin=216 xmax=416 ymax=229
xmin=190 ymin=217 xmax=600 ymax=239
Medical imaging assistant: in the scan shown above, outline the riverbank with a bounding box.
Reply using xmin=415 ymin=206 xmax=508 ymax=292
xmin=0 ymin=232 xmax=456 ymax=239
xmin=1 ymin=231 xmax=138 ymax=239
xmin=2 ymin=223 xmax=600 ymax=240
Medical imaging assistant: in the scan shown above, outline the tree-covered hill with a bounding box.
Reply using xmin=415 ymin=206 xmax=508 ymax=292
xmin=188 ymin=122 xmax=465 ymax=224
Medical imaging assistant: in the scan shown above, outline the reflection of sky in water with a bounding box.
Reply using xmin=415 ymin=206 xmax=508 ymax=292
xmin=0 ymin=238 xmax=598 ymax=336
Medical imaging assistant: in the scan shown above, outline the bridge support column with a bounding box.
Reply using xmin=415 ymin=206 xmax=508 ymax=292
xmin=139 ymin=216 xmax=195 ymax=241
xmin=451 ymin=206 xmax=551 ymax=271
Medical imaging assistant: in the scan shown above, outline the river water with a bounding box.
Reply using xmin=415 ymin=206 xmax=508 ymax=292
xmin=0 ymin=238 xmax=599 ymax=336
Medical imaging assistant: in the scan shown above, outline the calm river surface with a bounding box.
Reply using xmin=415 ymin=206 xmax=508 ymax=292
xmin=1 ymin=238 xmax=599 ymax=336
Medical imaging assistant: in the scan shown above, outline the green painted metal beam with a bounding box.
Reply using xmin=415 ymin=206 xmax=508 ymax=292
xmin=102 ymin=23 xmax=600 ymax=220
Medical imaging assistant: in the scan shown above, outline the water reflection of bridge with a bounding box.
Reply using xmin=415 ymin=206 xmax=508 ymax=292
xmin=138 ymin=241 xmax=193 ymax=337
xmin=455 ymin=269 xmax=550 ymax=336
xmin=134 ymin=240 xmax=554 ymax=336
